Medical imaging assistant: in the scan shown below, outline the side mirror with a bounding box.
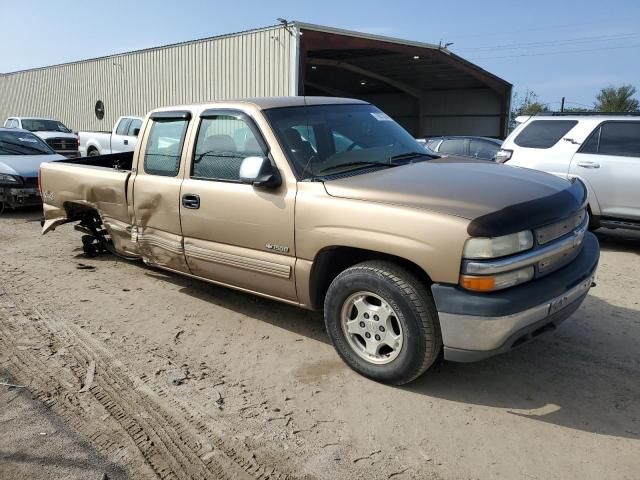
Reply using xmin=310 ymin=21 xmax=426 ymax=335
xmin=239 ymin=156 xmax=281 ymax=188
xmin=133 ymin=128 xmax=141 ymax=137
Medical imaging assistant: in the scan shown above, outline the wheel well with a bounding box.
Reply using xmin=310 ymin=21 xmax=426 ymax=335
xmin=87 ymin=145 xmax=98 ymax=153
xmin=308 ymin=246 xmax=433 ymax=310
xmin=63 ymin=202 xmax=100 ymax=222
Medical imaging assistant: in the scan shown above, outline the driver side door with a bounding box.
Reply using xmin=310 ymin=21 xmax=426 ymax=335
xmin=179 ymin=108 xmax=298 ymax=301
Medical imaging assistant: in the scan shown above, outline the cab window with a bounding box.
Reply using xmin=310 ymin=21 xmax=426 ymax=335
xmin=143 ymin=119 xmax=189 ymax=176
xmin=192 ymin=112 xmax=266 ymax=182
xmin=116 ymin=118 xmax=132 ymax=136
xmin=127 ymin=119 xmax=142 ymax=136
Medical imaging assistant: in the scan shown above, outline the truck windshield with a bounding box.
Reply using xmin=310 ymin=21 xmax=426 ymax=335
xmin=263 ymin=104 xmax=436 ymax=179
xmin=0 ymin=131 xmax=55 ymax=155
xmin=21 ymin=119 xmax=72 ymax=133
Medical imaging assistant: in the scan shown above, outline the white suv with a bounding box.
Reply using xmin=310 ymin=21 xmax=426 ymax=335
xmin=498 ymin=113 xmax=640 ymax=231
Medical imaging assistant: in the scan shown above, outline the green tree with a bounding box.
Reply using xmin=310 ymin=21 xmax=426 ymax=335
xmin=562 ymin=106 xmax=592 ymax=113
xmin=594 ymin=84 xmax=639 ymax=112
xmin=510 ymin=90 xmax=548 ymax=131
xmin=513 ymin=90 xmax=548 ymax=116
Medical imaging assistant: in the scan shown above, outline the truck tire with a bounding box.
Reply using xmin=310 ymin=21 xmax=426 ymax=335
xmin=323 ymin=260 xmax=442 ymax=385
xmin=88 ymin=148 xmax=99 ymax=157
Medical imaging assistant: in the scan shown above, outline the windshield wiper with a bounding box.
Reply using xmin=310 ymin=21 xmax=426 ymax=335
xmin=388 ymin=151 xmax=436 ymax=163
xmin=316 ymin=161 xmax=393 ymax=175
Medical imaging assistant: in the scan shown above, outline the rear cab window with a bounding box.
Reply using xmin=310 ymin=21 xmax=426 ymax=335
xmin=143 ymin=112 xmax=191 ymax=176
xmin=514 ymin=120 xmax=578 ymax=149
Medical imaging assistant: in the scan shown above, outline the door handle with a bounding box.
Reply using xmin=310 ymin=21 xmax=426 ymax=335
xmin=576 ymin=161 xmax=600 ymax=169
xmin=182 ymin=194 xmax=200 ymax=209
xmin=124 ymin=139 xmax=129 ymax=145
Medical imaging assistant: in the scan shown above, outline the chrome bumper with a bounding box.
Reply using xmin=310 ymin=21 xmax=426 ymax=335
xmin=440 ymin=271 xmax=596 ymax=362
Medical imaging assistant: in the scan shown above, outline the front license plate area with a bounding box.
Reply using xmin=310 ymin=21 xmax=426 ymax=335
xmin=548 ymin=274 xmax=594 ymax=315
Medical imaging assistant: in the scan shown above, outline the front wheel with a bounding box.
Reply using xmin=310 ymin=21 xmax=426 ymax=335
xmin=324 ymin=260 xmax=442 ymax=385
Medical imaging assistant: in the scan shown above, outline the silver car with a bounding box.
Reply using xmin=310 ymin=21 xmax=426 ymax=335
xmin=0 ymin=128 xmax=66 ymax=211
xmin=420 ymin=136 xmax=503 ymax=161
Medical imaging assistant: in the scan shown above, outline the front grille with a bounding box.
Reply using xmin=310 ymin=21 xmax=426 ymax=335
xmin=535 ymin=213 xmax=588 ymax=277
xmin=46 ymin=137 xmax=78 ymax=152
xmin=535 ymin=208 xmax=586 ymax=245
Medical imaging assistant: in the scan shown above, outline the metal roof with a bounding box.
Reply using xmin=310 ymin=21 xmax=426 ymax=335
xmin=1 ymin=22 xmax=509 ymax=89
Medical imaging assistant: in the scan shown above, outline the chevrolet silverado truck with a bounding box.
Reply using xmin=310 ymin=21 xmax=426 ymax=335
xmin=39 ymin=97 xmax=600 ymax=385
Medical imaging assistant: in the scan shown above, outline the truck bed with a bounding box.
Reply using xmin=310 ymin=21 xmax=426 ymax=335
xmin=40 ymin=151 xmax=134 ymax=236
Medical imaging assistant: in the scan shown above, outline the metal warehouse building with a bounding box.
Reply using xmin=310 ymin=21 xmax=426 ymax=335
xmin=0 ymin=22 xmax=512 ymax=138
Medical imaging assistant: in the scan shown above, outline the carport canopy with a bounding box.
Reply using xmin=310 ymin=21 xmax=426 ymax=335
xmin=295 ymin=24 xmax=512 ymax=138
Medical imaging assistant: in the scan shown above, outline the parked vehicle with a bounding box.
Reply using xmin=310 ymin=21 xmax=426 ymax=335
xmin=39 ymin=97 xmax=599 ymax=384
xmin=498 ymin=113 xmax=640 ymax=231
xmin=79 ymin=116 xmax=143 ymax=157
xmin=420 ymin=136 xmax=503 ymax=161
xmin=0 ymin=128 xmax=65 ymax=210
xmin=3 ymin=117 xmax=79 ymax=158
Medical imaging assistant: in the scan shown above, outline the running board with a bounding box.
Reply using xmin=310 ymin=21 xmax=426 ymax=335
xmin=600 ymin=219 xmax=640 ymax=231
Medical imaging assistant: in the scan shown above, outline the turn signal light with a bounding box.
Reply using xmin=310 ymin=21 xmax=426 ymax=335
xmin=460 ymin=266 xmax=534 ymax=292
xmin=460 ymin=275 xmax=496 ymax=292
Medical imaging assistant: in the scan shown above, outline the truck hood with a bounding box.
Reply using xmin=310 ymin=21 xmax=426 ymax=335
xmin=32 ymin=131 xmax=77 ymax=140
xmin=0 ymin=153 xmax=66 ymax=178
xmin=323 ymin=157 xmax=587 ymax=237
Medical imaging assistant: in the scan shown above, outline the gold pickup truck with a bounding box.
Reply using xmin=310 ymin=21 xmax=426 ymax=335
xmin=39 ymin=97 xmax=599 ymax=384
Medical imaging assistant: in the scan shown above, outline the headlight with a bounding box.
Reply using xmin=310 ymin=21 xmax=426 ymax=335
xmin=460 ymin=266 xmax=534 ymax=292
xmin=495 ymin=149 xmax=513 ymax=163
xmin=463 ymin=231 xmax=534 ymax=259
xmin=0 ymin=173 xmax=20 ymax=184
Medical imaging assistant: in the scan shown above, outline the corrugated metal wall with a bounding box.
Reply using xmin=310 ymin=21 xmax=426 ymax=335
xmin=0 ymin=25 xmax=295 ymax=132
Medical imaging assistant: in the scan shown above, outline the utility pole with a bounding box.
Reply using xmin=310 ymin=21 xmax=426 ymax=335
xmin=560 ymin=97 xmax=565 ymax=113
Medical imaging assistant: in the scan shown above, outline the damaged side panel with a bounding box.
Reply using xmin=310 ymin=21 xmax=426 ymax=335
xmin=39 ymin=161 xmax=141 ymax=257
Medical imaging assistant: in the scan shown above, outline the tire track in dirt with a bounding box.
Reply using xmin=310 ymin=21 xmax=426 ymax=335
xmin=0 ymin=269 xmax=294 ymax=480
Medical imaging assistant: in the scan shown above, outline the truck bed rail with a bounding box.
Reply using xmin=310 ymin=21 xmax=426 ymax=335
xmin=61 ymin=151 xmax=134 ymax=170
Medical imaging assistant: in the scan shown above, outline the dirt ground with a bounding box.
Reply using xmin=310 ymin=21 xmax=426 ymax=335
xmin=0 ymin=371 xmax=128 ymax=480
xmin=0 ymin=207 xmax=638 ymax=480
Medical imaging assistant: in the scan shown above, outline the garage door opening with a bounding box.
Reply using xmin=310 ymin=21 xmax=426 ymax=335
xmin=296 ymin=25 xmax=512 ymax=139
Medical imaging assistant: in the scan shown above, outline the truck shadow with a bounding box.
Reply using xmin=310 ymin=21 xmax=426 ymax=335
xmin=143 ymin=267 xmax=330 ymax=345
xmin=0 ymin=205 xmax=42 ymax=222
xmin=407 ymin=293 xmax=640 ymax=440
xmin=595 ymin=228 xmax=640 ymax=254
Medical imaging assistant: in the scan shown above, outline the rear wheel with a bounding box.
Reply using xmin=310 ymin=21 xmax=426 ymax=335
xmin=88 ymin=148 xmax=99 ymax=157
xmin=324 ymin=260 xmax=441 ymax=385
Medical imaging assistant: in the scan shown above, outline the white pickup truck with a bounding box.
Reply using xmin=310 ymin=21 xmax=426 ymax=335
xmin=79 ymin=116 xmax=143 ymax=157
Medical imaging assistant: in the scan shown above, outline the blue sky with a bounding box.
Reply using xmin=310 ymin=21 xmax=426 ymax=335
xmin=2 ymin=0 xmax=639 ymax=108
